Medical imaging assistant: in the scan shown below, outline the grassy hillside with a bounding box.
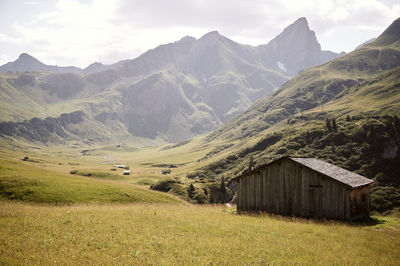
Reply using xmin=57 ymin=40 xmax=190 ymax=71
xmin=320 ymin=66 xmax=400 ymax=115
xmin=0 ymin=148 xmax=182 ymax=204
xmin=0 ymin=202 xmax=399 ymax=265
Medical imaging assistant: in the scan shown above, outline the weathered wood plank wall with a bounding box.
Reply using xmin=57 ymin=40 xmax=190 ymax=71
xmin=237 ymin=158 xmax=370 ymax=220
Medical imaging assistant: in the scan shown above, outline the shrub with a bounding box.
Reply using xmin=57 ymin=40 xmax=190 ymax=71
xmin=160 ymin=169 xmax=171 ymax=175
xmin=193 ymin=189 xmax=207 ymax=204
xmin=150 ymin=178 xmax=181 ymax=192
xmin=276 ymin=147 xmax=288 ymax=155
xmin=371 ymin=194 xmax=393 ymax=212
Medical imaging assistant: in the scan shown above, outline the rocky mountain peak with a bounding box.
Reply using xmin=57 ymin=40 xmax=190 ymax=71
xmin=374 ymin=17 xmax=400 ymax=45
xmin=0 ymin=53 xmax=81 ymax=73
xmin=17 ymin=53 xmax=43 ymax=65
xmin=269 ymin=17 xmax=319 ymax=50
xmin=200 ymin=31 xmax=222 ymax=40
xmin=262 ymin=17 xmax=337 ymax=75
xmin=292 ymin=17 xmax=309 ymax=29
xmin=87 ymin=62 xmax=103 ymax=67
xmin=19 ymin=53 xmax=32 ymax=59
xmin=383 ymin=17 xmax=400 ymax=38
xmin=177 ymin=36 xmax=196 ymax=43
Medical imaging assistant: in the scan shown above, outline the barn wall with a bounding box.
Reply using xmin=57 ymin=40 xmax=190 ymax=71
xmin=350 ymin=186 xmax=371 ymax=219
xmin=237 ymin=158 xmax=370 ymax=220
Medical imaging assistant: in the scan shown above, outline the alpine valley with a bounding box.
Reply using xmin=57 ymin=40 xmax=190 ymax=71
xmin=1 ymin=13 xmax=400 ymax=265
xmin=1 ymin=17 xmax=400 ymax=213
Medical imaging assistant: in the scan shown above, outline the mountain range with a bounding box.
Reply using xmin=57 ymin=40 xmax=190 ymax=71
xmin=0 ymin=17 xmax=343 ymax=143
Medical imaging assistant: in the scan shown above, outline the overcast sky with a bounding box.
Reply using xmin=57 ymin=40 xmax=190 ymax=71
xmin=0 ymin=0 xmax=399 ymax=68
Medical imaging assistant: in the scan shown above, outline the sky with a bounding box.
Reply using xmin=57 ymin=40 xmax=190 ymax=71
xmin=0 ymin=0 xmax=399 ymax=68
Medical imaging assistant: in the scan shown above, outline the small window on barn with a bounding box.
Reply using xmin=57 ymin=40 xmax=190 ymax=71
xmin=278 ymin=162 xmax=281 ymax=166
xmin=362 ymin=193 xmax=366 ymax=203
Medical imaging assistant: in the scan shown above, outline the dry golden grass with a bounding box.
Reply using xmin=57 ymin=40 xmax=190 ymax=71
xmin=1 ymin=202 xmax=399 ymax=265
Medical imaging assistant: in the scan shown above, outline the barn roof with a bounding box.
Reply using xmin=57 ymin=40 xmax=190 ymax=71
xmin=289 ymin=157 xmax=373 ymax=188
xmin=234 ymin=157 xmax=373 ymax=188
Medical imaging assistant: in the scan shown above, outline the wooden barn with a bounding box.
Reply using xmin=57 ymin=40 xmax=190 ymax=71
xmin=234 ymin=157 xmax=373 ymax=220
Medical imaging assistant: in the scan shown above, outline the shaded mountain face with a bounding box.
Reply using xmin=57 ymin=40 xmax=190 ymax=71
xmin=115 ymin=30 xmax=288 ymax=124
xmin=0 ymin=17 xmax=343 ymax=143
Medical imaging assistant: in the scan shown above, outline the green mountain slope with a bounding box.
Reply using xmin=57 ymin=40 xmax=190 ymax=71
xmin=321 ymin=66 xmax=400 ymax=115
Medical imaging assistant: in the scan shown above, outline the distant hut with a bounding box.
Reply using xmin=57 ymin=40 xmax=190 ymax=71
xmin=123 ymin=170 xmax=131 ymax=175
xmin=234 ymin=157 xmax=373 ymax=220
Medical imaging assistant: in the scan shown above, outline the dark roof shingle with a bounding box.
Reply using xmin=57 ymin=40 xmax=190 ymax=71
xmin=289 ymin=157 xmax=373 ymax=188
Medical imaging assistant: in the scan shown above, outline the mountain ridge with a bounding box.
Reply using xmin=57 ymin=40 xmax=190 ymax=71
xmin=0 ymin=18 xmax=342 ymax=77
xmin=0 ymin=53 xmax=82 ymax=74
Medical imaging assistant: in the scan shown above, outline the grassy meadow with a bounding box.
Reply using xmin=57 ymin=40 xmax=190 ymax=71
xmin=1 ymin=202 xmax=399 ymax=265
xmin=1 ymin=142 xmax=400 ymax=265
xmin=0 ymin=147 xmax=183 ymax=204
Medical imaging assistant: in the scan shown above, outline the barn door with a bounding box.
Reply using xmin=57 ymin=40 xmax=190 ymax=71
xmin=309 ymin=185 xmax=323 ymax=218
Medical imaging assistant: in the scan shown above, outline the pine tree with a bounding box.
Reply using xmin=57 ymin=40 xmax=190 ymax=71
xmin=346 ymin=115 xmax=351 ymax=122
xmin=332 ymin=119 xmax=337 ymax=132
xmin=219 ymin=177 xmax=227 ymax=203
xmin=367 ymin=124 xmax=375 ymax=139
xmin=187 ymin=183 xmax=195 ymax=199
xmin=326 ymin=119 xmax=331 ymax=132
xmin=394 ymin=115 xmax=400 ymax=133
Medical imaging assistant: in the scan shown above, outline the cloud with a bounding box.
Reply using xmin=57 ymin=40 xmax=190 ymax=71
xmin=114 ymin=0 xmax=399 ymax=49
xmin=5 ymin=0 xmax=210 ymax=67
xmin=24 ymin=1 xmax=39 ymax=5
xmin=0 ymin=54 xmax=10 ymax=63
xmin=9 ymin=0 xmax=137 ymax=67
xmin=0 ymin=33 xmax=23 ymax=43
xmin=1 ymin=0 xmax=398 ymax=67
